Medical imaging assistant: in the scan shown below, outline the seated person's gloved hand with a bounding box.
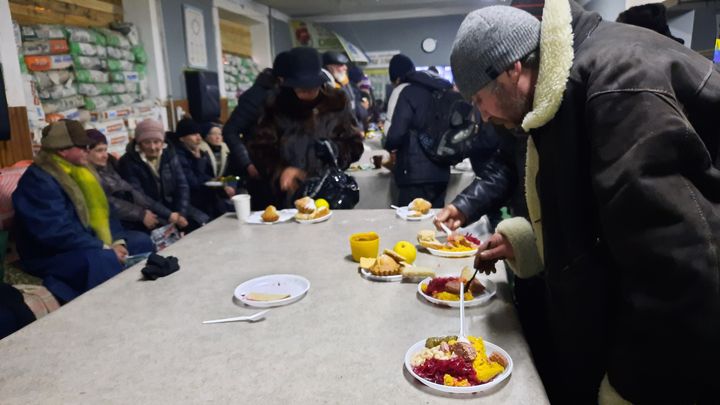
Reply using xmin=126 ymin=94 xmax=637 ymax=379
xmin=314 ymin=139 xmax=338 ymax=164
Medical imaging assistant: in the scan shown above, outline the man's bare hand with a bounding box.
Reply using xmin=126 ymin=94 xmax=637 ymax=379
xmin=434 ymin=204 xmax=466 ymax=231
xmin=246 ymin=164 xmax=260 ymax=179
xmin=473 ymin=232 xmax=514 ymax=275
xmin=112 ymin=244 xmax=128 ymax=264
xmin=143 ymin=210 xmax=159 ymax=229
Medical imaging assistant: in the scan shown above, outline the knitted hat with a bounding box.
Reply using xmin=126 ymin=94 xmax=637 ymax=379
xmin=388 ymin=54 xmax=415 ymax=83
xmin=199 ymin=122 xmax=222 ymax=138
xmin=86 ymin=129 xmax=107 ymax=147
xmin=41 ymin=120 xmax=92 ymax=150
xmin=283 ymin=47 xmax=324 ymax=89
xmin=175 ymin=118 xmax=201 ymax=138
xmin=134 ymin=118 xmax=165 ymax=144
xmin=451 ymin=6 xmax=541 ymax=100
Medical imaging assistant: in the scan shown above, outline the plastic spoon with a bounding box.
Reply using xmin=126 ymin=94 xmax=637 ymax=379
xmin=202 ymin=310 xmax=269 ymax=324
xmin=391 ymin=205 xmax=420 ymax=217
xmin=458 ymin=282 xmax=469 ymax=343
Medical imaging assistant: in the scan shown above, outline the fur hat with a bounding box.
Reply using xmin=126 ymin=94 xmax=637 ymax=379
xmin=174 ymin=118 xmax=201 ymax=138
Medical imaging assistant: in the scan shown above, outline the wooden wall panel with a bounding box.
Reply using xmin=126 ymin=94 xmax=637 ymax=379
xmin=10 ymin=0 xmax=122 ymax=27
xmin=219 ymin=19 xmax=252 ymax=57
xmin=0 ymin=107 xmax=33 ymax=167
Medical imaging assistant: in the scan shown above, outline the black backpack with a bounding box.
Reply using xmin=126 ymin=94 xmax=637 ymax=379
xmin=415 ymin=87 xmax=478 ymax=166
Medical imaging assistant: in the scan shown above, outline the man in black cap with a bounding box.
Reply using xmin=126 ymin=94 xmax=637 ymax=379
xmin=322 ymin=51 xmax=355 ymax=111
xmin=12 ymin=120 xmax=129 ymax=303
xmin=384 ymin=53 xmax=453 ymax=208
xmin=248 ymin=47 xmax=363 ymax=209
xmin=223 ymin=51 xmax=292 ymax=179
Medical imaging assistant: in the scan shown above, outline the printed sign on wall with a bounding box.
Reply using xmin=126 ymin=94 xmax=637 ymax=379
xmin=184 ymin=5 xmax=208 ymax=69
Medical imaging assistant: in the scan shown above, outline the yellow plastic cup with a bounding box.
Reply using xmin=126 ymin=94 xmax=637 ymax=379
xmin=349 ymin=232 xmax=380 ymax=262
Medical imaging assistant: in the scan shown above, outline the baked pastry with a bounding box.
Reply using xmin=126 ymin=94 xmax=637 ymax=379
xmin=312 ymin=205 xmax=330 ymax=219
xmin=261 ymin=205 xmax=280 ymax=222
xmin=295 ymin=196 xmax=316 ymax=214
xmin=370 ymin=254 xmax=401 ymax=276
xmin=246 ymin=292 xmax=290 ymax=301
xmin=417 ymin=230 xmax=444 ymax=249
xmin=401 ymin=264 xmax=436 ymax=279
xmin=409 ymin=198 xmax=432 ymax=214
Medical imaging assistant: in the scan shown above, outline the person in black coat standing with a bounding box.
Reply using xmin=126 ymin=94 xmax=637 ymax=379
xmin=118 ymin=118 xmax=209 ymax=232
xmin=384 ymin=54 xmax=452 ymax=207
xmin=222 ymin=51 xmax=292 ymax=179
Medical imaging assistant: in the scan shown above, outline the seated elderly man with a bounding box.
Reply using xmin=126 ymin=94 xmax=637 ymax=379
xmin=12 ymin=120 xmax=149 ymax=303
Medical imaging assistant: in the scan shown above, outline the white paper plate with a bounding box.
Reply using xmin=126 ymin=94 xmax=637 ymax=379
xmin=405 ymin=338 xmax=513 ymax=394
xmin=426 ymin=246 xmax=478 ymax=258
xmin=294 ymin=210 xmax=332 ymax=224
xmin=204 ymin=181 xmax=224 ymax=187
xmin=234 ymin=274 xmax=310 ymax=308
xmin=359 ymin=267 xmax=402 ymax=282
xmin=245 ymin=209 xmax=297 ymax=225
xmin=417 ymin=277 xmax=496 ymax=307
xmin=395 ymin=206 xmax=434 ymax=221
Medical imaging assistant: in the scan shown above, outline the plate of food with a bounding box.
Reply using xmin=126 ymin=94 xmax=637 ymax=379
xmin=294 ymin=196 xmax=332 ymax=224
xmin=418 ymin=275 xmax=496 ymax=307
xmin=395 ymin=198 xmax=434 ymax=221
xmin=405 ymin=335 xmax=512 ymax=393
xmin=245 ymin=206 xmax=297 ymax=225
xmin=417 ymin=230 xmax=479 ymax=258
xmin=358 ymin=252 xmax=437 ymax=283
xmin=234 ymin=274 xmax=310 ymax=308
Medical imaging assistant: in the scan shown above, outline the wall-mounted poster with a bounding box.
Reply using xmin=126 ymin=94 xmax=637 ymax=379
xmin=184 ymin=5 xmax=208 ymax=69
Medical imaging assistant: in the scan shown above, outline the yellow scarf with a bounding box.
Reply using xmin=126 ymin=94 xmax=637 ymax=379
xmin=51 ymin=155 xmax=113 ymax=245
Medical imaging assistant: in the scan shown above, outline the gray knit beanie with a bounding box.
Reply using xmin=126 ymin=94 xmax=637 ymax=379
xmin=451 ymin=6 xmax=541 ymax=100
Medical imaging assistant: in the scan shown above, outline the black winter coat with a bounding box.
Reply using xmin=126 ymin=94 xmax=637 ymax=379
xmin=222 ymin=68 xmax=277 ymax=174
xmin=118 ymin=142 xmax=209 ymax=225
xmin=95 ymin=158 xmax=172 ymax=223
xmin=451 ymin=124 xmax=518 ymax=225
xmin=174 ymin=142 xmax=226 ymax=219
xmin=522 ymin=3 xmax=720 ymax=403
xmin=385 ymin=71 xmax=452 ymax=186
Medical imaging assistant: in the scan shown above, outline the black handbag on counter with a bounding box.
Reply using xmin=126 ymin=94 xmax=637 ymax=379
xmin=298 ymin=140 xmax=359 ymax=209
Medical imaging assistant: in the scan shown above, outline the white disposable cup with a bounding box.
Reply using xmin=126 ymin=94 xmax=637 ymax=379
xmin=232 ymin=194 xmax=251 ymax=222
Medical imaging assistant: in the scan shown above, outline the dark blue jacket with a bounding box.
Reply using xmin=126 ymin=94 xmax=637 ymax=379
xmin=118 ymin=142 xmax=209 ymax=225
xmin=384 ymin=71 xmax=452 ymax=186
xmin=12 ymin=163 xmax=123 ymax=302
xmin=174 ymin=142 xmax=225 ymax=219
